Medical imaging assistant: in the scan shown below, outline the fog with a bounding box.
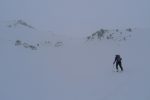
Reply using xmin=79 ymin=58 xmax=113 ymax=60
xmin=0 ymin=0 xmax=150 ymax=36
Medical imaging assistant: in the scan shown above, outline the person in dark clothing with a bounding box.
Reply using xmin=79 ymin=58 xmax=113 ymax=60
xmin=113 ymin=55 xmax=123 ymax=72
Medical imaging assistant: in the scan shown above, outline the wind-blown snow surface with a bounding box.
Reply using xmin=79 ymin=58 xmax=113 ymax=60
xmin=0 ymin=22 xmax=150 ymax=100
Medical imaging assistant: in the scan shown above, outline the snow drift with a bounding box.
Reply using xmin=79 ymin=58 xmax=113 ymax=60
xmin=0 ymin=20 xmax=150 ymax=100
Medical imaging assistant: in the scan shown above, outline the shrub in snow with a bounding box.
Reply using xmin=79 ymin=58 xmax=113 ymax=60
xmin=97 ymin=29 xmax=105 ymax=40
xmin=107 ymin=34 xmax=113 ymax=40
xmin=55 ymin=42 xmax=63 ymax=47
xmin=116 ymin=29 xmax=119 ymax=32
xmin=15 ymin=40 xmax=22 ymax=46
xmin=8 ymin=25 xmax=12 ymax=28
xmin=37 ymin=43 xmax=39 ymax=47
xmin=15 ymin=40 xmax=38 ymax=50
xmin=90 ymin=29 xmax=107 ymax=40
xmin=123 ymin=37 xmax=126 ymax=41
xmin=22 ymin=43 xmax=37 ymax=50
xmin=44 ymin=41 xmax=51 ymax=44
xmin=126 ymin=28 xmax=132 ymax=32
xmin=87 ymin=36 xmax=91 ymax=40
xmin=23 ymin=43 xmax=29 ymax=48
xmin=29 ymin=45 xmax=37 ymax=50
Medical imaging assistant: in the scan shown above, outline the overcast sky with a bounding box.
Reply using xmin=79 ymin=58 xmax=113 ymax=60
xmin=0 ymin=0 xmax=150 ymax=36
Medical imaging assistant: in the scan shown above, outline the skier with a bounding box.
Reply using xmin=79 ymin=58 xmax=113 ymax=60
xmin=113 ymin=55 xmax=123 ymax=72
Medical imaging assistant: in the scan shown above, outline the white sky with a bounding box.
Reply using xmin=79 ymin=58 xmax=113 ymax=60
xmin=0 ymin=0 xmax=150 ymax=36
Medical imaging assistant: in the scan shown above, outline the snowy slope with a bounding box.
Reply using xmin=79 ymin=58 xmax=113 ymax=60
xmin=0 ymin=20 xmax=67 ymax=49
xmin=0 ymin=21 xmax=150 ymax=100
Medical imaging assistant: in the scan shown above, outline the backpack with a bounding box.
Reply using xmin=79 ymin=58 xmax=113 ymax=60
xmin=116 ymin=55 xmax=122 ymax=62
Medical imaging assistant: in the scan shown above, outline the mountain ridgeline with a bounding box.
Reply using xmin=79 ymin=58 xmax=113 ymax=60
xmin=7 ymin=20 xmax=35 ymax=29
xmin=86 ymin=28 xmax=133 ymax=42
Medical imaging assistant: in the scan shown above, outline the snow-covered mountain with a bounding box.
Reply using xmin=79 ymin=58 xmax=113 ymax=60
xmin=0 ymin=21 xmax=150 ymax=100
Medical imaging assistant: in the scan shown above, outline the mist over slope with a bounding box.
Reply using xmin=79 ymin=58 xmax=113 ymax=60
xmin=0 ymin=20 xmax=66 ymax=49
xmin=0 ymin=20 xmax=150 ymax=100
